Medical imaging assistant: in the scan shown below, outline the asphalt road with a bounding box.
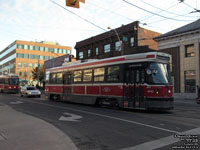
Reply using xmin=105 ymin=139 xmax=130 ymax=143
xmin=0 ymin=93 xmax=200 ymax=150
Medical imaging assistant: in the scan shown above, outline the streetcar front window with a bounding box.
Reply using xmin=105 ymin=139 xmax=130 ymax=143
xmin=9 ymin=78 xmax=19 ymax=85
xmin=146 ymin=63 xmax=172 ymax=85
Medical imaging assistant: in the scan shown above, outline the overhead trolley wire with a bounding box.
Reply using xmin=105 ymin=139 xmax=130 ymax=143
xmin=50 ymin=0 xmax=107 ymax=32
xmin=139 ymin=0 xmax=195 ymax=18
xmin=122 ymin=0 xmax=194 ymax=22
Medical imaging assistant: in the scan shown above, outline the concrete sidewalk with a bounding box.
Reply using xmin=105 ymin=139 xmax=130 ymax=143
xmin=0 ymin=105 xmax=78 ymax=150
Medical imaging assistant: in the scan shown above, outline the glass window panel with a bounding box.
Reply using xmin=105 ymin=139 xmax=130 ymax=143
xmin=24 ymin=45 xmax=28 ymax=50
xmin=45 ymin=47 xmax=49 ymax=52
xmin=94 ymin=67 xmax=105 ymax=82
xmin=115 ymin=41 xmax=122 ymax=51
xmin=24 ymin=63 xmax=28 ymax=67
xmin=185 ymin=44 xmax=195 ymax=57
xmin=107 ymin=66 xmax=120 ymax=81
xmin=104 ymin=44 xmax=110 ymax=53
xmin=83 ymin=69 xmax=92 ymax=82
xmin=185 ymin=70 xmax=196 ymax=93
xmin=79 ymin=52 xmax=83 ymax=59
xmin=57 ymin=73 xmax=63 ymax=84
xmin=40 ymin=47 xmax=44 ymax=51
xmin=130 ymin=37 xmax=134 ymax=46
xmin=29 ymin=45 xmax=34 ymax=50
xmin=73 ymin=70 xmax=82 ymax=82
xmin=17 ymin=44 xmax=24 ymax=49
xmin=18 ymin=62 xmax=22 ymax=67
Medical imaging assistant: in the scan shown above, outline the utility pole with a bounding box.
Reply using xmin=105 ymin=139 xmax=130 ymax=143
xmin=37 ymin=58 xmax=40 ymax=86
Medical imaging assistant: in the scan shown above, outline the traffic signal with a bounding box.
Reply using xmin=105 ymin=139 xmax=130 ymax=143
xmin=66 ymin=0 xmax=85 ymax=8
xmin=66 ymin=0 xmax=80 ymax=8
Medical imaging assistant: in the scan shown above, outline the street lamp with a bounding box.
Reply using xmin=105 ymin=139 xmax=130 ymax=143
xmin=107 ymin=27 xmax=123 ymax=55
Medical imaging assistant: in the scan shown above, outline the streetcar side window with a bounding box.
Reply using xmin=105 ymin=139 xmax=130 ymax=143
xmin=64 ymin=72 xmax=72 ymax=84
xmin=74 ymin=70 xmax=82 ymax=82
xmin=83 ymin=69 xmax=92 ymax=82
xmin=107 ymin=66 xmax=120 ymax=82
xmin=0 ymin=78 xmax=5 ymax=84
xmin=57 ymin=73 xmax=63 ymax=84
xmin=94 ymin=67 xmax=105 ymax=82
xmin=50 ymin=73 xmax=57 ymax=84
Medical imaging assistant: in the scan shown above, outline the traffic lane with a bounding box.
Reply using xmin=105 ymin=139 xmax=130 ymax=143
xmin=1 ymin=95 xmax=199 ymax=149
xmin=7 ymin=94 xmax=197 ymax=133
xmin=15 ymin=94 xmax=199 ymax=132
xmin=1 ymin=97 xmax=174 ymax=150
xmin=1 ymin=93 xmax=199 ymax=132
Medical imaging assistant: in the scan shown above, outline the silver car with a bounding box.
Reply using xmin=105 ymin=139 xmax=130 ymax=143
xmin=20 ymin=86 xmax=41 ymax=98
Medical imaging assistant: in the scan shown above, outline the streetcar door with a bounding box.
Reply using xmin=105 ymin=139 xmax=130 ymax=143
xmin=124 ymin=66 xmax=145 ymax=108
xmin=63 ymin=72 xmax=72 ymax=101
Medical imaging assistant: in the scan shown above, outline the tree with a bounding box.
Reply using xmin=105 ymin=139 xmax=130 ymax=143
xmin=31 ymin=65 xmax=44 ymax=86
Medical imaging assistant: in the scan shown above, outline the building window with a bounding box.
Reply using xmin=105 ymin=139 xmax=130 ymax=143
xmin=24 ymin=54 xmax=29 ymax=59
xmin=95 ymin=47 xmax=99 ymax=55
xmin=24 ymin=45 xmax=28 ymax=50
xmin=185 ymin=44 xmax=195 ymax=57
xmin=88 ymin=49 xmax=91 ymax=57
xmin=29 ymin=72 xmax=32 ymax=77
xmin=130 ymin=37 xmax=134 ymax=47
xmin=18 ymin=62 xmax=22 ymax=67
xmin=35 ymin=64 xmax=38 ymax=68
xmin=18 ymin=72 xmax=22 ymax=76
xmin=40 ymin=47 xmax=44 ymax=51
xmin=29 ymin=45 xmax=34 ymax=50
xmin=24 ymin=63 xmax=28 ymax=68
xmin=185 ymin=70 xmax=196 ymax=93
xmin=79 ymin=51 xmax=83 ymax=59
xmin=35 ymin=46 xmax=40 ymax=51
xmin=45 ymin=47 xmax=49 ymax=52
xmin=30 ymin=55 xmax=35 ymax=59
xmin=59 ymin=49 xmax=62 ymax=53
xmin=49 ymin=48 xmax=54 ymax=53
xmin=115 ymin=41 xmax=122 ymax=51
xmin=104 ymin=44 xmax=111 ymax=53
xmin=17 ymin=44 xmax=24 ymax=49
xmin=17 ymin=53 xmax=24 ymax=58
xmin=29 ymin=63 xmax=33 ymax=68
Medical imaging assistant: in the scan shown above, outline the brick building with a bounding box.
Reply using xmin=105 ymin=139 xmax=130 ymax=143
xmin=75 ymin=21 xmax=161 ymax=60
xmin=0 ymin=40 xmax=72 ymax=85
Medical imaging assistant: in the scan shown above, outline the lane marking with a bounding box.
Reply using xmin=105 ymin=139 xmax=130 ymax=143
xmin=59 ymin=112 xmax=82 ymax=122
xmin=16 ymin=98 xmax=180 ymax=134
xmin=120 ymin=127 xmax=200 ymax=150
xmin=9 ymin=101 xmax=23 ymax=105
xmin=0 ymin=133 xmax=7 ymax=141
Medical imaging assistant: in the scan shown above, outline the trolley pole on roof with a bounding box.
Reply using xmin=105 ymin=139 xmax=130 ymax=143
xmin=107 ymin=27 xmax=123 ymax=55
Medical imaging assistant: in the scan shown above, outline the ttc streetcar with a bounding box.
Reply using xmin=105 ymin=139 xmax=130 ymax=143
xmin=0 ymin=75 xmax=19 ymax=93
xmin=45 ymin=52 xmax=174 ymax=110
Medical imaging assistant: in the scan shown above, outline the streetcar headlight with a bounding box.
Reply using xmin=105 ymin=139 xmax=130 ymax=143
xmin=156 ymin=91 xmax=159 ymax=94
xmin=168 ymin=90 xmax=171 ymax=94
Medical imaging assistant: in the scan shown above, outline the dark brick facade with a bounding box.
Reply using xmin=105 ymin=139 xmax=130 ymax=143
xmin=75 ymin=21 xmax=161 ymax=60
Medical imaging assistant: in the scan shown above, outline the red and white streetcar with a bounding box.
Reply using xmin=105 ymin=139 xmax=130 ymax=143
xmin=0 ymin=75 xmax=19 ymax=93
xmin=45 ymin=52 xmax=174 ymax=110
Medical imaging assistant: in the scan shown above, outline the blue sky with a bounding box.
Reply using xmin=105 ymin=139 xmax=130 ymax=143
xmin=0 ymin=0 xmax=199 ymax=55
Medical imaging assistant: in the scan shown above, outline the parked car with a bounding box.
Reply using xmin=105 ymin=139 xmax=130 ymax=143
xmin=20 ymin=86 xmax=41 ymax=98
